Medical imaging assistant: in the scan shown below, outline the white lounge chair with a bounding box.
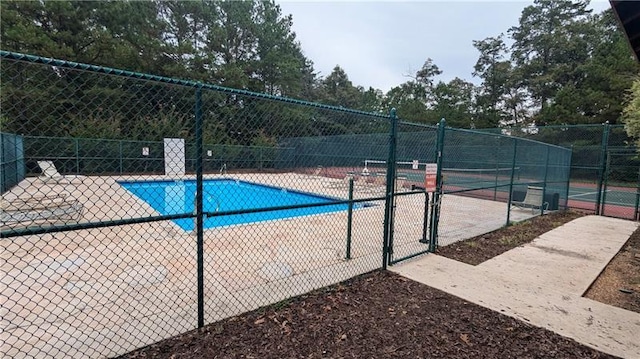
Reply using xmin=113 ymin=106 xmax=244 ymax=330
xmin=360 ymin=173 xmax=386 ymax=193
xmin=324 ymin=173 xmax=354 ymax=189
xmin=512 ymin=186 xmax=549 ymax=213
xmin=37 ymin=161 xmax=84 ymax=183
xmin=303 ymin=165 xmax=323 ymax=179
xmin=354 ymin=175 xmax=370 ymax=189
xmin=1 ymin=193 xmax=83 ymax=226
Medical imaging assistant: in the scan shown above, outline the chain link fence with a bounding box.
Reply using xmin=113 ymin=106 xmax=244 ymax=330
xmin=18 ymin=136 xmax=292 ymax=177
xmin=1 ymin=133 xmax=24 ymax=193
xmin=482 ymin=124 xmax=640 ymax=220
xmin=1 ymin=51 xmax=572 ymax=358
xmin=432 ymin=127 xmax=572 ymax=247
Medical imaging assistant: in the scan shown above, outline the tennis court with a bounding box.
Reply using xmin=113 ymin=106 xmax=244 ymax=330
xmin=364 ymin=160 xmax=519 ymax=187
xmin=363 ymin=158 xmax=639 ymax=219
xmin=568 ymin=186 xmax=637 ymax=206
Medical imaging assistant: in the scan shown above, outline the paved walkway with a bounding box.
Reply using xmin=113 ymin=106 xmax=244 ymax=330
xmin=390 ymin=215 xmax=640 ymax=359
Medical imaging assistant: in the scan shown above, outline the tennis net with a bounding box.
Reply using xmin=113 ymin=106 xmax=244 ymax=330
xmin=362 ymin=159 xmax=519 ymax=189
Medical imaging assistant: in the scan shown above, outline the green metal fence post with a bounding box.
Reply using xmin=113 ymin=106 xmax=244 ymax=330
xmin=564 ymin=145 xmax=573 ymax=210
xmin=75 ymin=138 xmax=80 ymax=174
xmin=119 ymin=140 xmax=123 ymax=175
xmin=195 ymin=86 xmax=205 ymax=328
xmin=506 ymin=138 xmax=518 ymax=226
xmin=595 ymin=122 xmax=610 ymax=215
xmin=346 ymin=178 xmax=354 ymax=259
xmin=493 ymin=136 xmax=499 ymax=201
xmin=541 ymin=146 xmax=550 ymax=216
xmin=419 ymin=191 xmax=429 ymax=244
xmin=429 ymin=118 xmax=446 ymax=252
xmin=601 ymin=151 xmax=611 ymax=216
xmin=382 ymin=108 xmax=398 ymax=269
xmin=12 ymin=134 xmax=19 ymax=189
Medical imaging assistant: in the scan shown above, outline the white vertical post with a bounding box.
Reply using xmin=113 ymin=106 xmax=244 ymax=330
xmin=164 ymin=138 xmax=185 ymax=176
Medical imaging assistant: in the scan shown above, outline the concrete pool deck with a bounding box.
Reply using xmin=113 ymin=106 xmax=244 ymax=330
xmin=391 ymin=215 xmax=640 ymax=359
xmin=1 ymin=172 xmax=535 ymax=358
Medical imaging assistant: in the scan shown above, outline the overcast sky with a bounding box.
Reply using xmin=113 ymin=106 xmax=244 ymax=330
xmin=277 ymin=0 xmax=612 ymax=93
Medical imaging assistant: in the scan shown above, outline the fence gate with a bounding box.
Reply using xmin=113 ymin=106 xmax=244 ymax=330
xmin=600 ymin=148 xmax=640 ymax=220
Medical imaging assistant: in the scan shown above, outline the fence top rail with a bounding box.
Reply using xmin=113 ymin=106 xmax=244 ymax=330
xmin=0 ymin=50 xmax=390 ymax=121
xmin=397 ymin=120 xmax=438 ymax=130
xmin=16 ymin=134 xmax=295 ymax=150
xmin=480 ymin=123 xmax=625 ymax=131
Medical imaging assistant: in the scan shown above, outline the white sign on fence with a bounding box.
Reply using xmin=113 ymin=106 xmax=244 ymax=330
xmin=412 ymin=160 xmax=419 ymax=170
xmin=142 ymin=147 xmax=149 ymax=156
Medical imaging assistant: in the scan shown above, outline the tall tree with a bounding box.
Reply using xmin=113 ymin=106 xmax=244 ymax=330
xmin=472 ymin=35 xmax=511 ymax=128
xmin=157 ymin=1 xmax=209 ymax=79
xmin=509 ymin=0 xmax=592 ymax=123
xmin=318 ymin=65 xmax=361 ymax=108
xmin=358 ymin=87 xmax=385 ymax=113
xmin=560 ymin=10 xmax=640 ymax=125
xmin=502 ymin=68 xmax=531 ymax=128
xmin=252 ymin=1 xmax=310 ymax=97
xmin=384 ymin=57 xmax=443 ymax=123
xmin=431 ymin=78 xmax=476 ymax=128
xmin=0 ymin=1 xmax=165 ymax=69
xmin=414 ymin=58 xmax=443 ymax=107
xmin=384 ymin=81 xmax=431 ymax=123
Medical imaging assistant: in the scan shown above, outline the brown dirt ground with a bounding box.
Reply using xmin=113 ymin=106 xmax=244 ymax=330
xmin=118 ymin=270 xmax=614 ymax=359
xmin=436 ymin=210 xmax=585 ymax=265
xmin=584 ymin=225 xmax=640 ymax=313
xmin=119 ymin=211 xmax=637 ymax=358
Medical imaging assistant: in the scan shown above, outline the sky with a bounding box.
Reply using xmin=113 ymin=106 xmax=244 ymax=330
xmin=277 ymin=0 xmax=613 ymax=93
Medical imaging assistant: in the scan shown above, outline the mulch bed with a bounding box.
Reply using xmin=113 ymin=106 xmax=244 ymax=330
xmin=436 ymin=210 xmax=585 ymax=265
xmin=119 ymin=270 xmax=614 ymax=359
xmin=585 ymin=225 xmax=640 ymax=313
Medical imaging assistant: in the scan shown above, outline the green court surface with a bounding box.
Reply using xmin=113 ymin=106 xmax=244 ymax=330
xmin=394 ymin=170 xmax=638 ymax=208
xmin=567 ymin=186 xmax=638 ymax=207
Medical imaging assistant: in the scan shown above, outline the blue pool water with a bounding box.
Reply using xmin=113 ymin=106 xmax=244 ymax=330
xmin=119 ymin=179 xmax=359 ymax=230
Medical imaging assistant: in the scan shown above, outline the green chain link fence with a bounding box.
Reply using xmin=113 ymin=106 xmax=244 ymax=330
xmin=1 ymin=51 xmax=572 ymax=358
xmin=0 ymin=133 xmax=25 ymax=193
xmin=17 ymin=136 xmax=293 ymax=176
xmin=482 ymin=124 xmax=640 ymax=220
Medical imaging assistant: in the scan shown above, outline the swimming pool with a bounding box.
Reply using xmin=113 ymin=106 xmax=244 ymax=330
xmin=119 ymin=179 xmax=360 ymax=230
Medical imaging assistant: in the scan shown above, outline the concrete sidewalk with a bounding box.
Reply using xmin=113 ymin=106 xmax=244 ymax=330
xmin=390 ymin=215 xmax=640 ymax=359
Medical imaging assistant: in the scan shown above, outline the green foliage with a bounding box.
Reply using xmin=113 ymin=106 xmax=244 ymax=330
xmin=623 ymin=79 xmax=640 ymax=149
xmin=506 ymin=2 xmax=639 ymax=127
xmin=67 ymin=112 xmax=123 ymax=140
xmin=318 ymin=66 xmax=362 ymax=109
xmin=509 ymin=0 xmax=592 ymax=114
xmin=0 ymin=0 xmax=328 ymax=143
xmin=129 ymin=106 xmax=192 ymax=141
xmin=1 ymin=0 xmax=639 ymax=147
xmin=472 ymin=35 xmax=512 ymax=128
xmin=415 ymin=58 xmax=443 ymax=90
xmin=384 ymin=58 xmax=444 ymax=125
xmin=431 ymin=78 xmax=475 ymax=128
xmin=385 ymin=82 xmax=432 ymax=124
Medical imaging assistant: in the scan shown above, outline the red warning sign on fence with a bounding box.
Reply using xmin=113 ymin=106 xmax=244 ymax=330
xmin=425 ymin=163 xmax=437 ymax=192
